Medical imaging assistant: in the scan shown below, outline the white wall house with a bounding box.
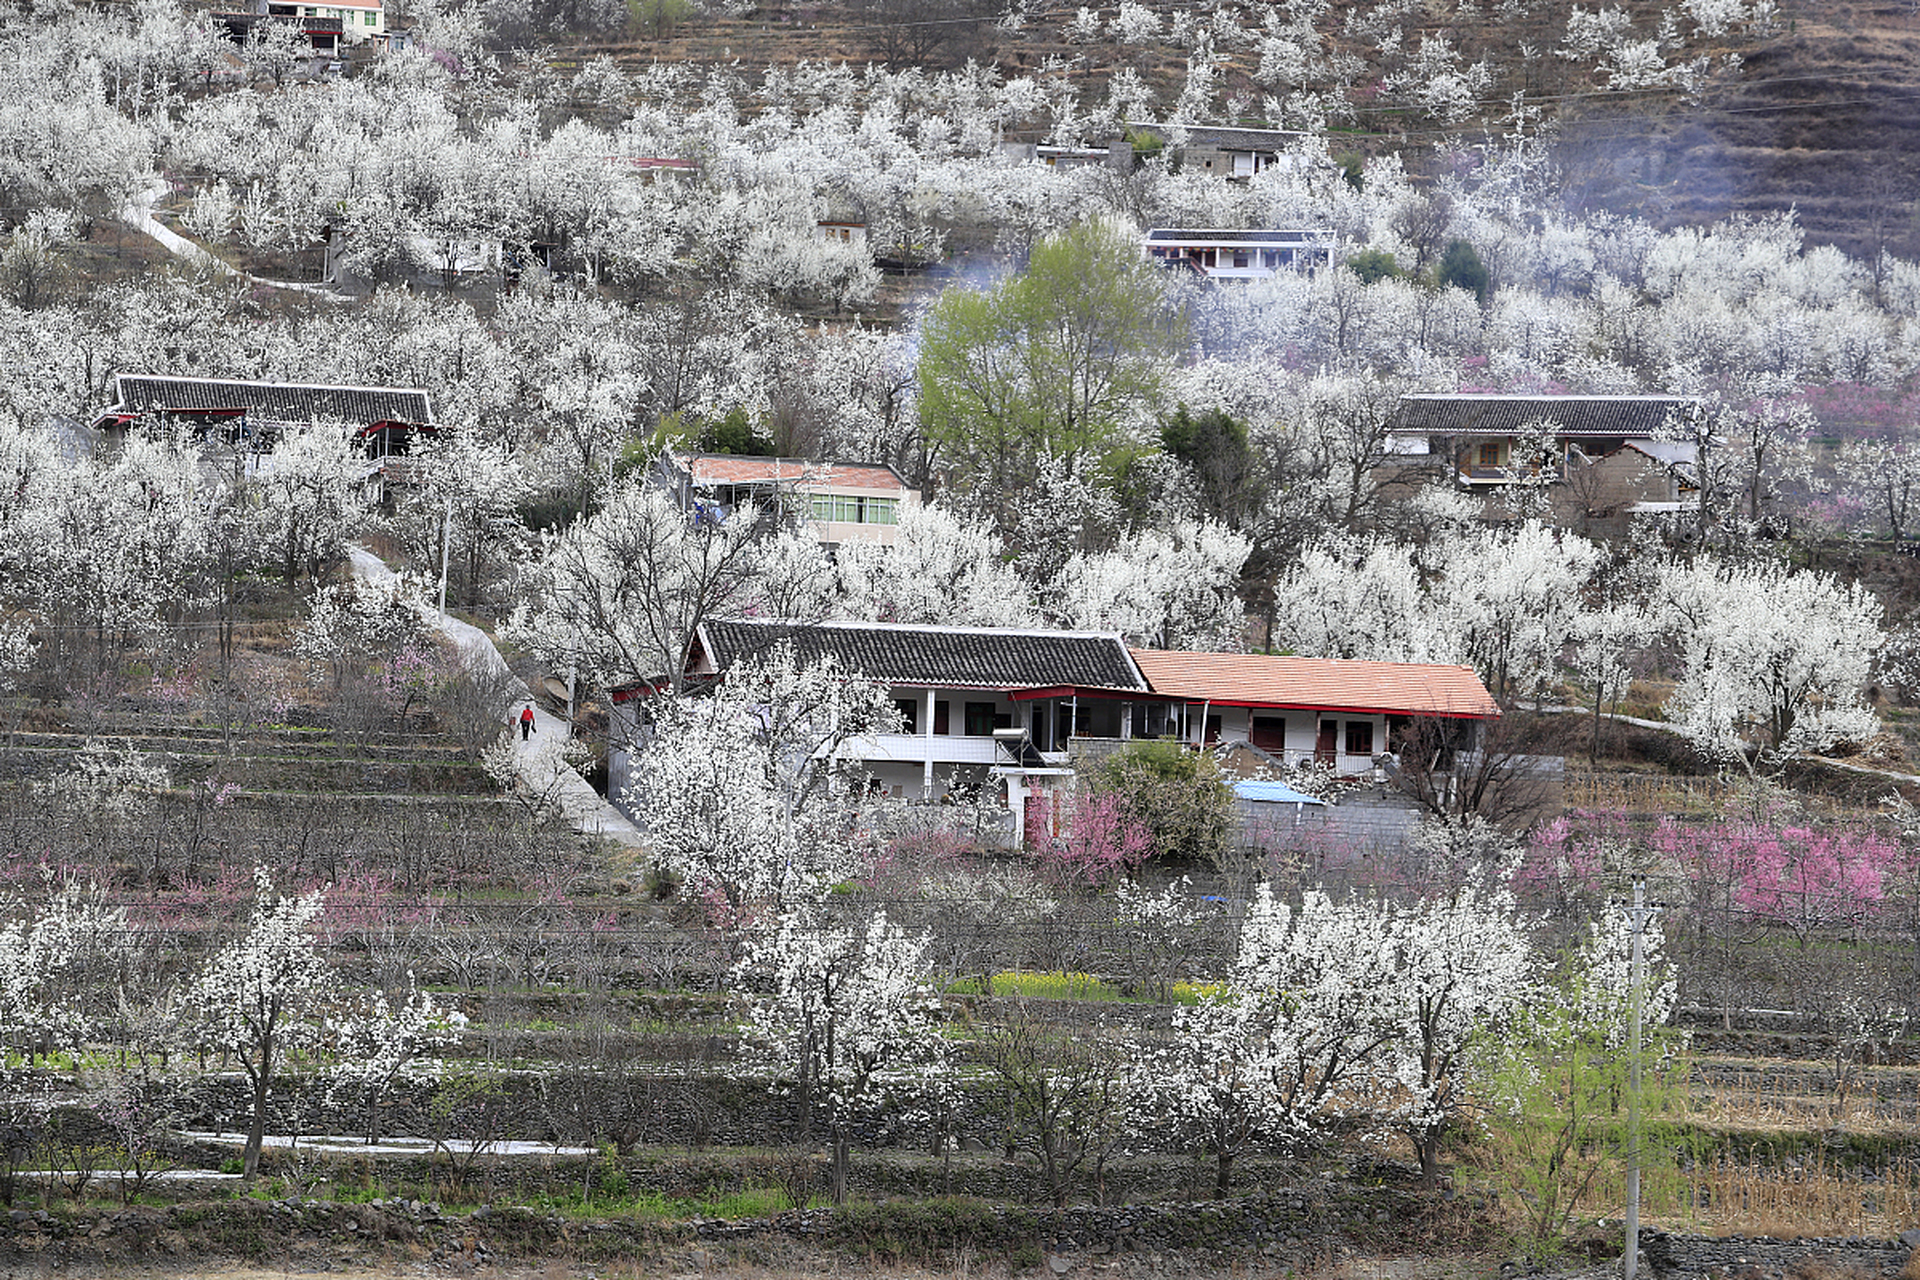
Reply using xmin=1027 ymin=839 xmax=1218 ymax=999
xmin=1145 ymin=228 xmax=1337 ymax=281
xmin=608 ymin=620 xmax=1501 ymax=847
xmin=653 ymin=455 xmax=921 ymax=550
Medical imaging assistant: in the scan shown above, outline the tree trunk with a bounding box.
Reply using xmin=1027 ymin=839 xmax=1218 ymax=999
xmin=243 ymin=1066 xmax=270 ymax=1181
xmin=1214 ymin=1149 xmax=1233 ymax=1199
xmin=1414 ymin=1128 xmax=1440 ymax=1188
xmin=830 ymin=1130 xmax=849 ymax=1206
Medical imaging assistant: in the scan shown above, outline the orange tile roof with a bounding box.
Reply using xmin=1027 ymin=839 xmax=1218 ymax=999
xmin=683 ymin=455 xmax=908 ymax=492
xmin=1128 ymin=649 xmax=1500 ymax=718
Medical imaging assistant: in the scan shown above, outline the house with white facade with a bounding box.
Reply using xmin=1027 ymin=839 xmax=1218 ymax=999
xmin=652 ymin=454 xmax=920 ymax=550
xmin=1145 ymin=228 xmax=1337 ymax=281
xmin=608 ymin=619 xmax=1500 ymax=846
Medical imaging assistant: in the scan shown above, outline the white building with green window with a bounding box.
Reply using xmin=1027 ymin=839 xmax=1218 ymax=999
xmin=250 ymin=0 xmax=384 ymax=41
xmin=656 ymin=453 xmax=919 ymax=550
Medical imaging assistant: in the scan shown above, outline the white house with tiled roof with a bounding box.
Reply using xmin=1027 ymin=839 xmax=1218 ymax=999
xmin=1126 ymin=649 xmax=1498 ymax=776
xmin=1145 ymin=228 xmax=1336 ymax=281
xmin=609 ymin=619 xmax=1501 ymax=845
xmin=653 ymin=454 xmax=919 ymax=549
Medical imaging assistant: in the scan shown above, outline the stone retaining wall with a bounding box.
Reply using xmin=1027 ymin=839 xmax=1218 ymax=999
xmin=1642 ymin=1228 xmax=1920 ymax=1279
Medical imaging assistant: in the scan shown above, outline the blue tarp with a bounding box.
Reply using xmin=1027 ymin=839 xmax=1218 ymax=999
xmin=1231 ymin=780 xmax=1327 ymax=806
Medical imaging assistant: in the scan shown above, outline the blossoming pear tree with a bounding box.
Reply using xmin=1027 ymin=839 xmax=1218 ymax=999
xmin=190 ymin=868 xmax=337 ymax=1181
xmin=736 ymin=905 xmax=947 ymax=1203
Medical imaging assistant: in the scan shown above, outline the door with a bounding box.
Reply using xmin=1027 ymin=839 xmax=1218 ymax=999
xmin=1250 ymin=715 xmax=1286 ymax=752
xmin=1315 ymin=719 xmax=1338 ymax=764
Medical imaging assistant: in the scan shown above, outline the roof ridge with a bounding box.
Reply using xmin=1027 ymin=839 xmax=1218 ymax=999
xmin=116 ymin=373 xmax=431 ymax=397
xmin=716 ymin=617 xmax=1129 ymax=643
xmin=1400 ymin=392 xmax=1697 ymax=402
xmin=1130 ymin=647 xmax=1482 ymax=672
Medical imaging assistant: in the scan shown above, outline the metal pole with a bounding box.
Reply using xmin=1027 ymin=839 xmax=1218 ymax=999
xmin=437 ymin=497 xmax=452 ymax=617
xmin=1626 ymin=878 xmax=1645 ymax=1280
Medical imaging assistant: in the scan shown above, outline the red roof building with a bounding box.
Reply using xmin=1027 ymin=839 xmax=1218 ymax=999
xmin=654 ymin=454 xmax=920 ymax=549
xmin=1128 ymin=650 xmax=1499 ymax=718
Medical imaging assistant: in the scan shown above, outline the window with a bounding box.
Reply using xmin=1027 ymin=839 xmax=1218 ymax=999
xmin=1477 ymin=441 xmax=1501 ymax=467
xmin=1346 ymin=721 xmax=1374 ymax=756
xmin=1232 ymin=252 xmax=1249 ymax=269
xmin=964 ymin=701 xmax=997 ymax=737
xmin=808 ymin=493 xmax=896 ymax=524
xmin=894 ymin=699 xmax=917 ymax=734
xmin=1131 ymin=702 xmax=1173 ymax=739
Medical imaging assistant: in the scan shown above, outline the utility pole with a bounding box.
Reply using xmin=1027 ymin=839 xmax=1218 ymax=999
xmin=1626 ymin=877 xmax=1645 ymax=1280
xmin=437 ymin=497 xmax=452 ymax=617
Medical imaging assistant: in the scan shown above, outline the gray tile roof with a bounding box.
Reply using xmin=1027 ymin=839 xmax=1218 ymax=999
xmin=1393 ymin=394 xmax=1700 ymax=438
xmin=697 ymin=619 xmax=1147 ymax=691
xmin=1178 ymin=125 xmax=1308 ymax=151
xmin=1146 ymin=228 xmax=1332 ymax=245
xmin=107 ymin=376 xmax=434 ymax=428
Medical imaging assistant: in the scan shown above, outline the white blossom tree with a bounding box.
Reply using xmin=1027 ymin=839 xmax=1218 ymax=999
xmin=326 ymin=977 xmax=466 ymax=1144
xmin=0 ymin=876 xmax=129 ymax=1060
xmin=1658 ymin=558 xmax=1882 ymax=764
xmin=1048 ymin=519 xmax=1252 ymax=650
xmin=189 ymin=868 xmax=337 ymax=1181
xmin=832 ymin=504 xmax=1038 ymax=627
xmin=631 ymin=647 xmax=901 ymax=908
xmin=1142 ymin=885 xmax=1398 ymax=1196
xmin=736 ymin=905 xmax=947 ymax=1202
xmin=255 ymin=422 xmax=370 ymax=589
xmin=293 ymin=571 xmax=436 ymax=692
xmin=1378 ymin=869 xmax=1535 ymax=1184
xmin=505 ymin=474 xmax=811 ymax=700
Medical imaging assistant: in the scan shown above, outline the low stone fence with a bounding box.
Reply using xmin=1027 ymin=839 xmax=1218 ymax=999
xmin=1642 ymin=1228 xmax=1920 ymax=1278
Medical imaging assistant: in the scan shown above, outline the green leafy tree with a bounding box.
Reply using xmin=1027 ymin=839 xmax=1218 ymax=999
xmin=1475 ymin=908 xmax=1690 ymax=1251
xmin=1087 ymin=741 xmax=1232 ymax=869
xmin=628 ymin=0 xmax=691 ymax=38
xmin=1345 ymin=247 xmax=1404 ymax=284
xmin=917 ymin=220 xmax=1186 ymax=528
xmin=704 ymin=407 xmax=776 ymax=457
xmin=1159 ymin=405 xmax=1258 ymax=526
xmin=1435 ymin=238 xmax=1491 ymax=305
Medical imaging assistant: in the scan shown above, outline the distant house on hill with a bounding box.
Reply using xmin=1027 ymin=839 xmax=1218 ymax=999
xmin=608 ymin=618 xmax=1501 ymax=846
xmin=93 ymin=375 xmax=436 ymax=461
xmin=651 ymin=454 xmax=920 ymax=550
xmin=1165 ymin=125 xmax=1311 ymax=179
xmin=998 ymin=124 xmax=1314 ymax=179
xmin=1144 ymin=227 xmax=1337 ymax=281
xmin=1380 ymin=393 xmax=1704 ymax=534
xmin=215 ymin=0 xmax=384 ymax=49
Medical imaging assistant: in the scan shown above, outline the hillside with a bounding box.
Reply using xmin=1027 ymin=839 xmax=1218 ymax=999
xmin=557 ymin=0 xmax=1920 ymax=260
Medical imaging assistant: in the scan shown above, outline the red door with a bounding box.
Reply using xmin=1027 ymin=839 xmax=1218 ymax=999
xmin=1315 ymin=720 xmax=1338 ymax=764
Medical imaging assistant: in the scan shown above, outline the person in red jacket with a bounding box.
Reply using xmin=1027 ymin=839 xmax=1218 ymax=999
xmin=519 ymin=704 xmax=536 ymax=741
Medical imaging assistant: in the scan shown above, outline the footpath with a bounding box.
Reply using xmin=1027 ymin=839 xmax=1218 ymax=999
xmin=347 ymin=548 xmax=647 ymax=850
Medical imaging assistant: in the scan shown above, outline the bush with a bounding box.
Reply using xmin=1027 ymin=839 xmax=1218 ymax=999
xmin=1435 ymin=238 xmax=1490 ymax=304
xmin=1345 ymin=247 xmax=1404 ymax=284
xmin=1086 ymin=741 xmax=1233 ymax=869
